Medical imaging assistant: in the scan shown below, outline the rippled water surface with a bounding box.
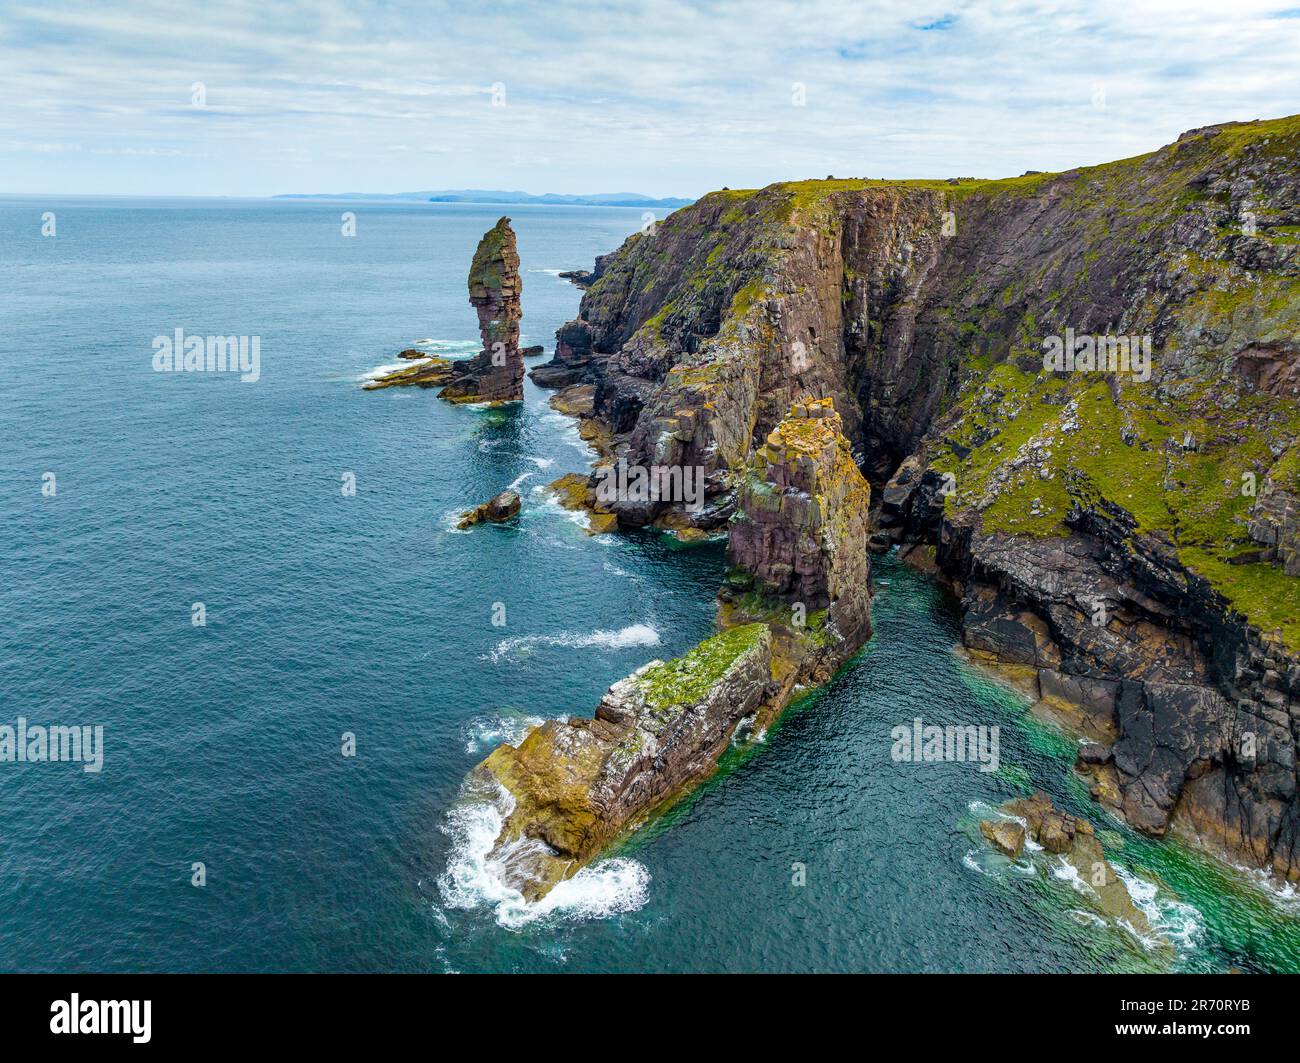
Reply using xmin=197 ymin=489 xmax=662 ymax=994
xmin=3 ymin=197 xmax=1298 ymax=972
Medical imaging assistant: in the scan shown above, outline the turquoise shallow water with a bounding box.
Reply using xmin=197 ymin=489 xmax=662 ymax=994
xmin=3 ymin=196 xmax=1299 ymax=972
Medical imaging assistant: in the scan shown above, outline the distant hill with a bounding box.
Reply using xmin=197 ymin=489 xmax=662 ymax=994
xmin=272 ymin=189 xmax=693 ymax=208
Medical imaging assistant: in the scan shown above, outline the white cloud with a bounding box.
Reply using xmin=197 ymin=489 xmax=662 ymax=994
xmin=1 ymin=0 xmax=1297 ymax=196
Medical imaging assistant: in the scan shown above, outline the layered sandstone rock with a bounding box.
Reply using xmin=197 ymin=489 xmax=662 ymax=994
xmin=473 ymin=401 xmax=874 ymax=900
xmin=440 ymin=217 xmax=524 ymax=404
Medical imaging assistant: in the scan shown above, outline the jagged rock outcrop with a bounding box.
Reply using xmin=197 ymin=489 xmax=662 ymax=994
xmin=982 ymin=792 xmax=1154 ymax=936
xmin=472 ymin=401 xmax=873 ymax=900
xmin=722 ymin=398 xmax=872 ymax=661
xmin=440 ymin=217 xmax=524 ymax=404
xmin=1247 ymin=455 xmax=1300 ymax=575
xmin=477 ymin=623 xmax=774 ymax=900
xmin=456 ymin=489 xmax=521 ymax=529
xmin=524 ymin=115 xmax=1300 ymax=883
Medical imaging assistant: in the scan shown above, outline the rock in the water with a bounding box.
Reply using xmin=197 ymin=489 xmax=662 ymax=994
xmin=439 ymin=217 xmax=524 ymax=404
xmin=456 ymin=489 xmax=521 ymax=529
xmin=478 ymin=624 xmax=776 ymax=900
xmin=722 ymin=398 xmax=873 ymax=657
xmin=546 ymin=472 xmax=617 ymax=534
xmin=998 ymin=792 xmax=1155 ymax=937
xmin=979 ymin=818 xmax=1026 ymax=858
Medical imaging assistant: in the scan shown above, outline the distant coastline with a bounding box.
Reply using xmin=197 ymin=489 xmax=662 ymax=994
xmin=272 ymin=189 xmax=694 ymax=208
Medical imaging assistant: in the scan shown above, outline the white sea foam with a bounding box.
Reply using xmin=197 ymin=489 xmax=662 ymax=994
xmin=1051 ymin=855 xmax=1092 ymax=895
xmin=462 ymin=711 xmax=545 ymax=755
xmin=485 ymin=623 xmax=661 ymax=662
xmin=508 ymin=472 xmax=532 ymax=491
xmin=528 ymin=456 xmax=555 ymax=469
xmin=359 ymin=360 xmax=413 ymax=381
xmin=412 ymin=338 xmax=479 ymax=357
xmin=962 ymin=849 xmax=997 ymax=877
xmin=359 ymin=338 xmax=480 ymax=381
xmin=437 ymin=784 xmax=650 ymax=930
xmin=533 ymin=482 xmax=598 ymax=531
xmin=1230 ymin=861 xmax=1300 ymax=912
xmin=1113 ymin=864 xmax=1204 ymax=950
xmin=444 ymin=508 xmax=472 ymax=533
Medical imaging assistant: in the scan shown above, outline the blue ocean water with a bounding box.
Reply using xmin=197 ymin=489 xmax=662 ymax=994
xmin=3 ymin=196 xmax=1298 ymax=972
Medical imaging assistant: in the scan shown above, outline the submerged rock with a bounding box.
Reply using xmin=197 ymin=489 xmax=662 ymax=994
xmin=439 ymin=217 xmax=525 ymax=404
xmin=456 ymin=489 xmax=521 ymax=529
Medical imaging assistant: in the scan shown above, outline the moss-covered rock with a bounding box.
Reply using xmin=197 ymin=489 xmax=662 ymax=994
xmin=475 ymin=624 xmax=774 ymax=900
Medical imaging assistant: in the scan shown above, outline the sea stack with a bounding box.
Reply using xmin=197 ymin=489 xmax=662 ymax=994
xmin=440 ymin=217 xmax=524 ymax=404
xmin=470 ymin=398 xmax=873 ymax=901
xmin=721 ymin=398 xmax=872 ymax=666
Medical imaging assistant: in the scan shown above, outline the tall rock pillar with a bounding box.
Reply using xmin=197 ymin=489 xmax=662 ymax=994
xmin=440 ymin=216 xmax=525 ymax=403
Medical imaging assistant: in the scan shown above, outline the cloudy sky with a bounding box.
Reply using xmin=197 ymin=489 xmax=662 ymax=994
xmin=3 ymin=0 xmax=1299 ymax=198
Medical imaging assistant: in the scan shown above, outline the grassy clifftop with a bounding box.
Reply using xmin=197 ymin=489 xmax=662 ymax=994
xmin=557 ymin=114 xmax=1300 ymax=644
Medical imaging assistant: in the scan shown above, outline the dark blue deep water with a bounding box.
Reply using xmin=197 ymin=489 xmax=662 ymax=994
xmin=4 ymin=197 xmax=1299 ymax=972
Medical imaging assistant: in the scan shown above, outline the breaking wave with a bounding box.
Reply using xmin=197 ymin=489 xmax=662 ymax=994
xmin=436 ymin=783 xmax=650 ymax=930
xmin=485 ymin=623 xmax=661 ymax=662
xmin=461 ymin=710 xmax=545 ymax=755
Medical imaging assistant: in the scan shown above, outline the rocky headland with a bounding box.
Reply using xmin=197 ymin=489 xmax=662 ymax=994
xmin=472 ymin=401 xmax=873 ymax=900
xmin=521 ymin=115 xmax=1300 ymax=885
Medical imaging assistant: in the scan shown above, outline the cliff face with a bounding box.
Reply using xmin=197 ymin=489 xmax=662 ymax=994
xmin=531 ymin=114 xmax=1300 ymax=882
xmin=441 ymin=217 xmax=524 ymax=403
xmin=724 ymin=398 xmax=872 ymax=661
xmin=474 ymin=401 xmax=872 ymax=900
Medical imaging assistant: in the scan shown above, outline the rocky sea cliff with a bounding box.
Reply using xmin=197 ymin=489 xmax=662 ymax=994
xmin=507 ymin=115 xmax=1300 ymax=888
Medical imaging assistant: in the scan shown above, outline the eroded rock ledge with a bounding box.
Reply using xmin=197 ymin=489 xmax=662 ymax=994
xmin=472 ymin=400 xmax=872 ymax=900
